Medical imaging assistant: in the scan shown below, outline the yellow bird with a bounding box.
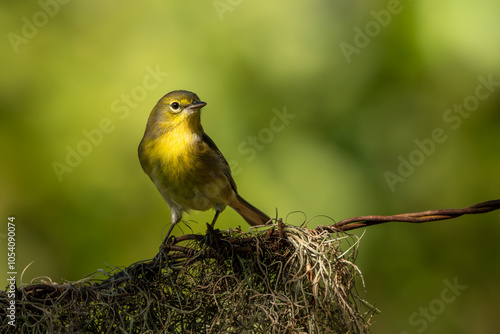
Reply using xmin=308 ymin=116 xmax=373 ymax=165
xmin=138 ymin=90 xmax=270 ymax=243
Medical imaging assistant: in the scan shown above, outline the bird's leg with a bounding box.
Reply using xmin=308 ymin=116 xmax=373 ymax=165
xmin=206 ymin=209 xmax=222 ymax=252
xmin=210 ymin=210 xmax=221 ymax=228
xmin=162 ymin=225 xmax=175 ymax=245
xmin=162 ymin=214 xmax=181 ymax=245
xmin=155 ymin=217 xmax=180 ymax=265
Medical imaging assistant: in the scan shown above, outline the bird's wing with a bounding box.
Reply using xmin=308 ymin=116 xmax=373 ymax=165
xmin=201 ymin=133 xmax=238 ymax=193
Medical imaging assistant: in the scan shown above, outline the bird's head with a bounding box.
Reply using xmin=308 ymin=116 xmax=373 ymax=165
xmin=147 ymin=90 xmax=207 ymax=134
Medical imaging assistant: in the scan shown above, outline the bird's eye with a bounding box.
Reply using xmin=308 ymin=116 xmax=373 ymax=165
xmin=170 ymin=102 xmax=180 ymax=110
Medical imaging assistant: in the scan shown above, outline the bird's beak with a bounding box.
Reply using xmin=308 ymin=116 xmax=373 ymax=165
xmin=188 ymin=101 xmax=207 ymax=111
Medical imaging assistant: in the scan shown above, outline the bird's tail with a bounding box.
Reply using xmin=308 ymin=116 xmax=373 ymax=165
xmin=230 ymin=194 xmax=271 ymax=226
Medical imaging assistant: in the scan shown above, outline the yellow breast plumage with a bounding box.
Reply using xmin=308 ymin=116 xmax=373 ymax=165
xmin=152 ymin=122 xmax=200 ymax=180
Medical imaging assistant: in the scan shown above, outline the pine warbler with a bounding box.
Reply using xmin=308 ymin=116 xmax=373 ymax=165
xmin=138 ymin=90 xmax=270 ymax=243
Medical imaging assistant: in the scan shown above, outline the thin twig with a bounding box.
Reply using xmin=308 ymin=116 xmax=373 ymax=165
xmin=317 ymin=199 xmax=500 ymax=232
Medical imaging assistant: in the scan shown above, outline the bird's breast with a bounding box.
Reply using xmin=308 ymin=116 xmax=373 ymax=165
xmin=152 ymin=127 xmax=201 ymax=179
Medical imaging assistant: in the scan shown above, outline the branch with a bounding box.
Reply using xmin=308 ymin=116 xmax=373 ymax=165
xmin=317 ymin=199 xmax=500 ymax=233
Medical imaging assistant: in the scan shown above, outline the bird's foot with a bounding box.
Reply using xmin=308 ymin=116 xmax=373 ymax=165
xmin=205 ymin=222 xmax=222 ymax=252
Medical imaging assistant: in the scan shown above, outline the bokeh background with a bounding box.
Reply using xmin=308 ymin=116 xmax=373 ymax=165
xmin=1 ymin=1 xmax=499 ymax=332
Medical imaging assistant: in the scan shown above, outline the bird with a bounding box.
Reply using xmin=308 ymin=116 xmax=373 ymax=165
xmin=138 ymin=90 xmax=271 ymax=243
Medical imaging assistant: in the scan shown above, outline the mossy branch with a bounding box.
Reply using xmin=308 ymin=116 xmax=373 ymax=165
xmin=1 ymin=199 xmax=499 ymax=333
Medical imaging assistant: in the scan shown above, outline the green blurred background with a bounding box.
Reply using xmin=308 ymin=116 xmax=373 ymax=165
xmin=1 ymin=0 xmax=499 ymax=332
